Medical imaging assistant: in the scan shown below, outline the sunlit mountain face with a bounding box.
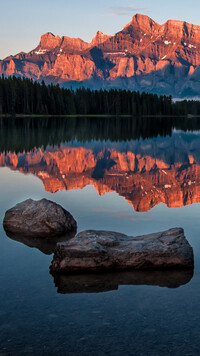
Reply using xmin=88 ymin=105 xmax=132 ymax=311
xmin=2 ymin=14 xmax=200 ymax=96
xmin=1 ymin=116 xmax=200 ymax=212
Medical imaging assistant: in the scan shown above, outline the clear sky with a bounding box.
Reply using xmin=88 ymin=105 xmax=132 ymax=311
xmin=1 ymin=0 xmax=200 ymax=60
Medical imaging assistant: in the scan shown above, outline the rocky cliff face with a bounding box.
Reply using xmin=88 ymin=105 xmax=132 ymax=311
xmin=1 ymin=14 xmax=200 ymax=96
xmin=1 ymin=133 xmax=200 ymax=212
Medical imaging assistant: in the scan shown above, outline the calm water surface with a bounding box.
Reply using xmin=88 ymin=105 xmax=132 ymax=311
xmin=1 ymin=117 xmax=200 ymax=355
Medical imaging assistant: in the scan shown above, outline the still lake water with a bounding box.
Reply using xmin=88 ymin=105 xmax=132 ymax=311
xmin=1 ymin=117 xmax=200 ymax=355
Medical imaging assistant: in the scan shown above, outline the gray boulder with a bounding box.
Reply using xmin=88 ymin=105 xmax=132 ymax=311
xmin=50 ymin=228 xmax=194 ymax=273
xmin=3 ymin=199 xmax=77 ymax=238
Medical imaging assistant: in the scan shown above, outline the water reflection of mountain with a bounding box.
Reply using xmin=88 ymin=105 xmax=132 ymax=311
xmin=2 ymin=126 xmax=200 ymax=211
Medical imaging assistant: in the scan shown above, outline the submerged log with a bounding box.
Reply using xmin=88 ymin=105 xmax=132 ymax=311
xmin=50 ymin=228 xmax=194 ymax=273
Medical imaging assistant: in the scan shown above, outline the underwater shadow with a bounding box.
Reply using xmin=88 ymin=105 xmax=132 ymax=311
xmin=52 ymin=269 xmax=194 ymax=294
xmin=4 ymin=230 xmax=76 ymax=255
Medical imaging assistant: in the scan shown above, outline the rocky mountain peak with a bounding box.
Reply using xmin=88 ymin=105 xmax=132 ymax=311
xmin=124 ymin=13 xmax=158 ymax=33
xmin=91 ymin=31 xmax=111 ymax=46
xmin=40 ymin=32 xmax=62 ymax=49
xmin=2 ymin=14 xmax=200 ymax=97
xmin=160 ymin=19 xmax=200 ymax=43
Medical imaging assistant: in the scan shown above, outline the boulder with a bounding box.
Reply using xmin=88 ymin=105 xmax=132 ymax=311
xmin=3 ymin=199 xmax=77 ymax=238
xmin=50 ymin=228 xmax=194 ymax=273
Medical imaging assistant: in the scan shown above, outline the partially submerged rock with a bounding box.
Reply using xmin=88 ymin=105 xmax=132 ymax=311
xmin=50 ymin=228 xmax=194 ymax=273
xmin=53 ymin=269 xmax=194 ymax=294
xmin=3 ymin=199 xmax=77 ymax=238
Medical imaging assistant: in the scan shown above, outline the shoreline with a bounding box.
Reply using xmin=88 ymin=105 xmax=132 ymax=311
xmin=0 ymin=114 xmax=191 ymax=118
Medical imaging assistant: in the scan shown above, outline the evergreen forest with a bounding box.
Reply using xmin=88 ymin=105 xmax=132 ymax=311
xmin=0 ymin=75 xmax=200 ymax=116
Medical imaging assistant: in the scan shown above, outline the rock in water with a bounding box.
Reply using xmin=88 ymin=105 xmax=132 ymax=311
xmin=3 ymin=199 xmax=77 ymax=238
xmin=50 ymin=228 xmax=194 ymax=273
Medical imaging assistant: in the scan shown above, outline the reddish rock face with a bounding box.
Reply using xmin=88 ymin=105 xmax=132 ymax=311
xmin=1 ymin=14 xmax=200 ymax=95
xmin=40 ymin=32 xmax=62 ymax=49
xmin=91 ymin=31 xmax=111 ymax=47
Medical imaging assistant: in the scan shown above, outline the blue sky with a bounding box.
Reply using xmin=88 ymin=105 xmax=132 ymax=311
xmin=1 ymin=0 xmax=200 ymax=59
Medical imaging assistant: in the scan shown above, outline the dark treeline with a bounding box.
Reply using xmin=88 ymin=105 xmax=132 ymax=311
xmin=1 ymin=75 xmax=200 ymax=116
xmin=0 ymin=75 xmax=175 ymax=116
xmin=1 ymin=116 xmax=200 ymax=153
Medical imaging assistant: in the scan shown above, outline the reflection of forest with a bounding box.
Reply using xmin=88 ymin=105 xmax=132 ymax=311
xmin=1 ymin=116 xmax=200 ymax=153
xmin=1 ymin=121 xmax=200 ymax=211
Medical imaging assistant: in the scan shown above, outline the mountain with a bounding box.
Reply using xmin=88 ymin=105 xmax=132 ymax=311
xmin=1 ymin=14 xmax=200 ymax=97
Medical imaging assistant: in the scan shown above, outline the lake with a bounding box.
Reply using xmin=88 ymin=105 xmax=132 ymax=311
xmin=1 ymin=116 xmax=200 ymax=355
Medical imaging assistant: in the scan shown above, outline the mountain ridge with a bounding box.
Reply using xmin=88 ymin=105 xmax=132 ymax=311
xmin=1 ymin=14 xmax=200 ymax=97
